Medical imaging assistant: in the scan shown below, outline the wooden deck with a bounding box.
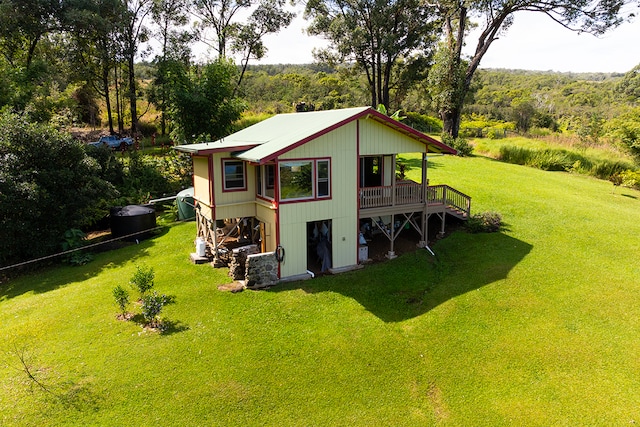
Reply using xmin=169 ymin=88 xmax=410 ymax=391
xmin=359 ymin=183 xmax=471 ymax=219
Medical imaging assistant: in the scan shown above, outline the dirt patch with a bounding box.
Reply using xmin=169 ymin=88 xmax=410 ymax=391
xmin=217 ymin=281 xmax=246 ymax=293
xmin=364 ymin=219 xmax=465 ymax=262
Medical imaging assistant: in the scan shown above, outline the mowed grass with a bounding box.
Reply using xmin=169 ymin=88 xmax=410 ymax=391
xmin=2 ymin=155 xmax=640 ymax=425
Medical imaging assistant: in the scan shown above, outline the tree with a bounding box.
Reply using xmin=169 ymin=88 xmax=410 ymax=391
xmin=166 ymin=59 xmax=245 ymax=143
xmin=0 ymin=0 xmax=65 ymax=70
xmin=122 ymin=0 xmax=153 ymax=136
xmin=432 ymin=0 xmax=632 ymax=138
xmin=0 ymin=113 xmax=116 ymax=265
xmin=66 ymin=0 xmax=129 ymax=134
xmin=616 ymin=63 xmax=640 ymax=103
xmin=231 ymin=0 xmax=294 ymax=92
xmin=149 ymin=0 xmax=193 ymax=135
xmin=193 ymin=0 xmax=294 ymax=88
xmin=305 ymin=0 xmax=438 ymax=110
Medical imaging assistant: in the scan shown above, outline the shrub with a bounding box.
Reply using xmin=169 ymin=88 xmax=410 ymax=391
xmin=442 ymin=134 xmax=474 ymax=157
xmin=141 ymin=291 xmax=175 ymax=329
xmin=60 ymin=228 xmax=93 ymax=266
xmin=404 ymin=112 xmax=443 ymax=134
xmin=0 ymin=112 xmax=117 ymax=265
xmin=113 ymin=285 xmax=130 ymax=316
xmin=130 ymin=265 xmax=155 ymax=298
xmin=466 ymin=211 xmax=502 ymax=233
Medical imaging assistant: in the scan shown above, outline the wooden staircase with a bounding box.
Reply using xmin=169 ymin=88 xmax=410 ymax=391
xmin=427 ymin=185 xmax=471 ymax=220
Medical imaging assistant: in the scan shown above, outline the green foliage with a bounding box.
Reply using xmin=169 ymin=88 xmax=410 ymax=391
xmin=498 ymin=145 xmax=634 ymax=179
xmin=166 ymin=59 xmax=246 ymax=143
xmin=60 ymin=228 xmax=93 ymax=266
xmin=604 ymin=107 xmax=640 ymax=159
xmin=113 ymin=285 xmax=130 ymax=316
xmin=130 ymin=265 xmax=155 ymax=298
xmin=466 ymin=211 xmax=502 ymax=233
xmin=441 ymin=133 xmax=474 ymax=157
xmin=305 ymin=0 xmax=436 ymax=109
xmin=617 ymin=170 xmax=640 ymax=190
xmin=404 ymin=112 xmax=442 ymax=133
xmin=141 ymin=291 xmax=175 ymax=329
xmin=0 ymin=112 xmax=116 ymax=265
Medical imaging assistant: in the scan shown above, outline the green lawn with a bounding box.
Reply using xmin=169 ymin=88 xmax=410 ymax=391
xmin=2 ymin=155 xmax=640 ymax=426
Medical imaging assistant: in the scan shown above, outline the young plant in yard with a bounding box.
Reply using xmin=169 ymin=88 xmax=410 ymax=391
xmin=130 ymin=265 xmax=155 ymax=298
xmin=141 ymin=292 xmax=175 ymax=331
xmin=113 ymin=285 xmax=130 ymax=319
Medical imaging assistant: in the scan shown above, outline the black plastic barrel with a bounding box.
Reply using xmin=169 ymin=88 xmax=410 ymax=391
xmin=110 ymin=205 xmax=156 ymax=240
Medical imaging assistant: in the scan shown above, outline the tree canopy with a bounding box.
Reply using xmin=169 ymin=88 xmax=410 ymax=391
xmin=430 ymin=0 xmax=633 ymax=137
xmin=305 ymin=0 xmax=439 ymax=110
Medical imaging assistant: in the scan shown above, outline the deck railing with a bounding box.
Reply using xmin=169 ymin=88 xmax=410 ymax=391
xmin=427 ymin=184 xmax=471 ymax=217
xmin=359 ymin=183 xmax=471 ymax=217
xmin=359 ymin=182 xmax=422 ymax=209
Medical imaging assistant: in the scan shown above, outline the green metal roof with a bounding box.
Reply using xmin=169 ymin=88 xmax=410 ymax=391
xmin=174 ymin=106 xmax=455 ymax=161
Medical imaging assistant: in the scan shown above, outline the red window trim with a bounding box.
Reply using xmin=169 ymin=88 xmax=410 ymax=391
xmin=221 ymin=158 xmax=247 ymax=192
xmin=277 ymin=157 xmax=332 ymax=204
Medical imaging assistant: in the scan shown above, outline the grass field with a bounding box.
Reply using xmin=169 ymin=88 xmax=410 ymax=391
xmin=2 ymin=155 xmax=640 ymax=426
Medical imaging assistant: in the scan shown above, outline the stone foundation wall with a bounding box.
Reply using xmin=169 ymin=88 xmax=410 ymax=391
xmin=228 ymin=245 xmax=259 ymax=280
xmin=245 ymin=252 xmax=278 ymax=289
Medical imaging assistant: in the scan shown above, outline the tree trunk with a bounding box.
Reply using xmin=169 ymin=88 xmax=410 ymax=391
xmin=102 ymin=63 xmax=114 ymax=134
xmin=441 ymin=108 xmax=461 ymax=139
xmin=128 ymin=54 xmax=137 ymax=136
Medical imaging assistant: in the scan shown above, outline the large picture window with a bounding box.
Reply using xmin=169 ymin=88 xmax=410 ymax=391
xmin=222 ymin=159 xmax=246 ymax=191
xmin=279 ymin=159 xmax=330 ymax=201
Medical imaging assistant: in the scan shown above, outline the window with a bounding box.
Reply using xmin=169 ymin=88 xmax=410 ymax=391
xmin=223 ymin=159 xmax=246 ymax=191
xmin=317 ymin=160 xmax=329 ymax=198
xmin=279 ymin=159 xmax=330 ymax=201
xmin=256 ymin=164 xmax=276 ymax=199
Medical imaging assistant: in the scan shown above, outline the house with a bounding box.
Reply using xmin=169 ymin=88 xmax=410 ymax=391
xmin=174 ymin=106 xmax=470 ymax=282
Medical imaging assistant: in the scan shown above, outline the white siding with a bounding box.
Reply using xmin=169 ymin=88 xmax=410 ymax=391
xmin=256 ymin=203 xmax=277 ymax=252
xmin=359 ymin=118 xmax=426 ymax=155
xmin=212 ymin=153 xmax=256 ymax=219
xmin=278 ymin=122 xmax=359 ymax=278
xmin=193 ymin=156 xmax=212 ymax=219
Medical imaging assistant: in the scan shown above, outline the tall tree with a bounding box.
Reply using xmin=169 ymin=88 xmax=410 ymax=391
xmin=150 ymin=0 xmax=193 ymax=135
xmin=432 ymin=0 xmax=632 ymax=138
xmin=231 ymin=0 xmax=294 ymax=92
xmin=304 ymin=0 xmax=438 ymax=110
xmin=0 ymin=0 xmax=65 ymax=70
xmin=66 ymin=0 xmax=129 ymax=134
xmin=192 ymin=0 xmax=294 ymax=78
xmin=122 ymin=0 xmax=153 ymax=136
xmin=166 ymin=59 xmax=245 ymax=143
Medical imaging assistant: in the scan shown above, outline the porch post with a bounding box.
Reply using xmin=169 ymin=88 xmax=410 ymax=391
xmin=391 ymin=154 xmax=396 ymax=206
xmin=387 ymin=213 xmax=397 ymax=259
xmin=419 ymin=152 xmax=428 ymax=248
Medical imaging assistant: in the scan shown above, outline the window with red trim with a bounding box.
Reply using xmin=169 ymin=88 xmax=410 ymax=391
xmin=223 ymin=159 xmax=246 ymax=191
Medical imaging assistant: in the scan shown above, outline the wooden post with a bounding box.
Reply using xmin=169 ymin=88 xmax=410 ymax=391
xmin=420 ymin=152 xmax=428 ymax=248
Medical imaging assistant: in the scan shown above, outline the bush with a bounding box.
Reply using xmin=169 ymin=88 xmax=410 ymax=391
xmin=404 ymin=112 xmax=443 ymax=134
xmin=466 ymin=211 xmax=502 ymax=233
xmin=441 ymin=134 xmax=474 ymax=157
xmin=141 ymin=291 xmax=175 ymax=329
xmin=0 ymin=112 xmax=116 ymax=266
xmin=113 ymin=285 xmax=130 ymax=316
xmin=60 ymin=228 xmax=93 ymax=266
xmin=130 ymin=265 xmax=155 ymax=298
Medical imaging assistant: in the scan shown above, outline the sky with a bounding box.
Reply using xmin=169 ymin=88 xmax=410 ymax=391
xmin=216 ymin=6 xmax=640 ymax=74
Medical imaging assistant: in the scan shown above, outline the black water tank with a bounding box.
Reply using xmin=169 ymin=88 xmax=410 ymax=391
xmin=110 ymin=205 xmax=156 ymax=240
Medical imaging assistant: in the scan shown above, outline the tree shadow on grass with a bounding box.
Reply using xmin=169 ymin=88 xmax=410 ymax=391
xmin=272 ymin=231 xmax=532 ymax=323
xmin=0 ymin=227 xmax=170 ymax=301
